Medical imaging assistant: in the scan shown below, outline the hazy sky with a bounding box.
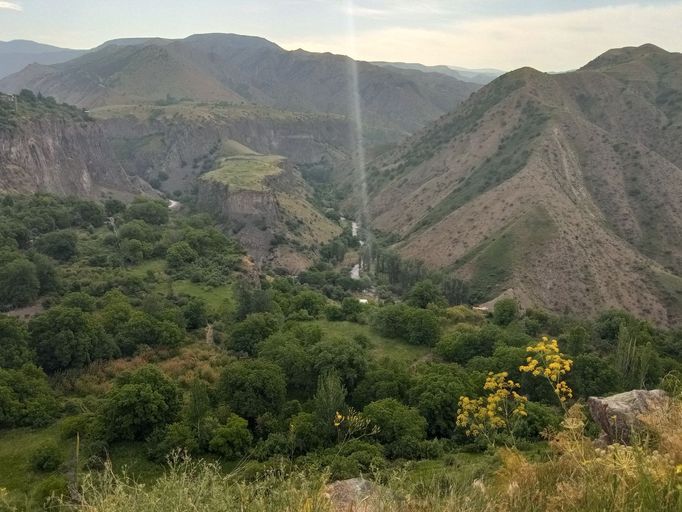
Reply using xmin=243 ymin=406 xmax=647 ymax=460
xmin=1 ymin=1 xmax=682 ymax=71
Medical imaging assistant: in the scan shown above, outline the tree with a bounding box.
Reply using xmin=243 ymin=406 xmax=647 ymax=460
xmin=102 ymin=365 xmax=181 ymax=441
xmin=493 ymin=298 xmax=518 ymax=326
xmin=120 ymin=239 xmax=147 ymax=265
xmin=406 ymin=281 xmax=446 ymax=309
xmin=289 ymin=412 xmax=324 ymax=454
xmin=568 ymin=354 xmax=620 ymax=398
xmin=0 ymin=364 xmax=58 ymax=428
xmin=30 ymin=252 xmax=58 ymax=294
xmin=312 ymin=372 xmax=347 ymax=438
xmin=436 ymin=324 xmax=498 ymax=364
xmin=229 ymin=313 xmax=282 ymax=355
xmin=166 ymin=241 xmax=198 ymax=269
xmin=119 ymin=220 xmax=159 ymax=243
xmin=218 ymin=360 xmax=287 ymax=423
xmin=409 ymin=363 xmax=473 ymax=438
xmin=372 ymin=304 xmax=412 ymax=339
xmin=363 ymin=398 xmax=426 ymax=446
xmin=29 ymin=306 xmax=118 ymax=372
xmin=104 ymin=198 xmax=126 ymax=217
xmin=208 ymin=414 xmax=253 ymax=459
xmin=235 ymin=282 xmax=277 ymax=321
xmin=71 ymin=200 xmax=105 ymax=228
xmin=258 ymin=332 xmax=314 ymax=394
xmin=311 ymin=337 xmax=367 ymax=389
xmin=34 ymin=230 xmax=77 ymax=261
xmin=60 ymin=292 xmax=97 ymax=312
xmin=341 ymin=298 xmax=363 ymax=322
xmin=352 ymin=360 xmax=411 ymax=407
xmin=405 ymin=308 xmax=441 ymax=346
xmin=289 ymin=290 xmax=327 ymax=318
xmin=372 ymin=304 xmax=440 ymax=346
xmin=182 ymin=297 xmax=208 ymax=330
xmin=0 ymin=258 xmax=39 ymax=307
xmin=594 ymin=310 xmax=635 ymax=345
xmin=116 ymin=311 xmax=185 ymax=355
xmin=0 ymin=315 xmax=32 ymax=368
xmin=125 ymin=200 xmax=169 ymax=225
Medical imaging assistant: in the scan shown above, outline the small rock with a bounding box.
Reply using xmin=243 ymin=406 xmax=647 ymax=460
xmin=587 ymin=389 xmax=669 ymax=444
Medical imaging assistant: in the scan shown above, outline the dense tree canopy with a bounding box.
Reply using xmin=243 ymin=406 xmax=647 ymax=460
xmin=103 ymin=365 xmax=181 ymax=441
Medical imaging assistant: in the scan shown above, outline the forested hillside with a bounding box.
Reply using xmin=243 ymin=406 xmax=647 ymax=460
xmin=0 ymin=193 xmax=680 ymax=510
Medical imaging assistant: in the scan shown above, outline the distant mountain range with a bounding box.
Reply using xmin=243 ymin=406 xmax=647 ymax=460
xmin=366 ymin=44 xmax=682 ymax=325
xmin=0 ymin=40 xmax=87 ymax=79
xmin=372 ymin=61 xmax=503 ymax=84
xmin=0 ymin=34 xmax=481 ymax=137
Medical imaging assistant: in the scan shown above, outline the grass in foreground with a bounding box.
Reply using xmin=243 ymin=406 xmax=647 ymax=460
xmin=57 ymin=400 xmax=682 ymax=512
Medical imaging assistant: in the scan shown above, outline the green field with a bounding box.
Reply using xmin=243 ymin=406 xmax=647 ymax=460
xmin=201 ymin=155 xmax=284 ymax=190
xmin=310 ymin=319 xmax=431 ymax=363
xmin=0 ymin=421 xmax=71 ymax=507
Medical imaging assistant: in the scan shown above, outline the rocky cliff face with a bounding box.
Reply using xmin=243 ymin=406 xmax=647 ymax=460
xmin=96 ymin=108 xmax=352 ymax=194
xmin=196 ymin=177 xmax=281 ymax=265
xmin=197 ymin=162 xmax=341 ymax=272
xmin=0 ymin=117 xmax=145 ymax=198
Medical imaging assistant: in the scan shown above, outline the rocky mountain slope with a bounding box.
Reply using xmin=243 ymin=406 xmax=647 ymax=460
xmin=0 ymin=33 xmax=479 ymax=138
xmin=0 ymin=40 xmax=86 ymax=79
xmin=367 ymin=44 xmax=682 ymax=325
xmin=0 ymin=92 xmax=145 ymax=198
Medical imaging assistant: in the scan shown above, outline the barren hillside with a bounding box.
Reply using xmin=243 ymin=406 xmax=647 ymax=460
xmin=367 ymin=45 xmax=682 ymax=325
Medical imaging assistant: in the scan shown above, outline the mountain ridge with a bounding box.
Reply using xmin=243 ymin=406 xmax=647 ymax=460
xmin=365 ymin=44 xmax=682 ymax=325
xmin=0 ymin=33 xmax=480 ymax=137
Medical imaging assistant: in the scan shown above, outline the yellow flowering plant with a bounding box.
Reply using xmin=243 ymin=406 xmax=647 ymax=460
xmin=519 ymin=336 xmax=573 ymax=407
xmin=333 ymin=407 xmax=379 ymax=445
xmin=457 ymin=371 xmax=528 ymax=447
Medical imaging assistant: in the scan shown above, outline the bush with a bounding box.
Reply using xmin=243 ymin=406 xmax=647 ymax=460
xmin=32 ymin=473 xmax=69 ymax=508
xmin=218 ymin=360 xmax=287 ymax=422
xmin=102 ymin=365 xmax=181 ymax=442
xmin=208 ymin=414 xmax=253 ymax=459
xmin=30 ymin=441 xmax=63 ymax=472
xmin=0 ymin=364 xmax=58 ymax=428
xmin=493 ymin=298 xmax=518 ymax=326
xmin=436 ymin=324 xmax=499 ymax=364
xmin=0 ymin=258 xmax=39 ymax=307
xmin=34 ymin=230 xmax=77 ymax=261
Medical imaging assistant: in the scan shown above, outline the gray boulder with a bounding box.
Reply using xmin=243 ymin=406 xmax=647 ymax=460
xmin=587 ymin=389 xmax=669 ymax=444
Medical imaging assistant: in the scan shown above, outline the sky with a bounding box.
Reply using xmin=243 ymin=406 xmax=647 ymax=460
xmin=1 ymin=0 xmax=682 ymax=71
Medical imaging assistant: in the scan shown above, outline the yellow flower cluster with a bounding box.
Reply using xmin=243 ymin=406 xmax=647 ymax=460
xmin=457 ymin=372 xmax=528 ymax=441
xmin=333 ymin=411 xmax=344 ymax=427
xmin=519 ymin=337 xmax=573 ymax=403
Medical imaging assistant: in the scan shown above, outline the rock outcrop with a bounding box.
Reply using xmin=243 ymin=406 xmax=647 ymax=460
xmin=0 ymin=117 xmax=145 ymax=198
xmin=587 ymin=389 xmax=669 ymax=444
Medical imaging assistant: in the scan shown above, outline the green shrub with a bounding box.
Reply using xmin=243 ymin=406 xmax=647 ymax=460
xmin=29 ymin=441 xmax=63 ymax=472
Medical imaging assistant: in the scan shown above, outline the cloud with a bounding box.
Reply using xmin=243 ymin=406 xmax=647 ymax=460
xmin=0 ymin=1 xmax=21 ymax=11
xmin=281 ymin=2 xmax=682 ymax=71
